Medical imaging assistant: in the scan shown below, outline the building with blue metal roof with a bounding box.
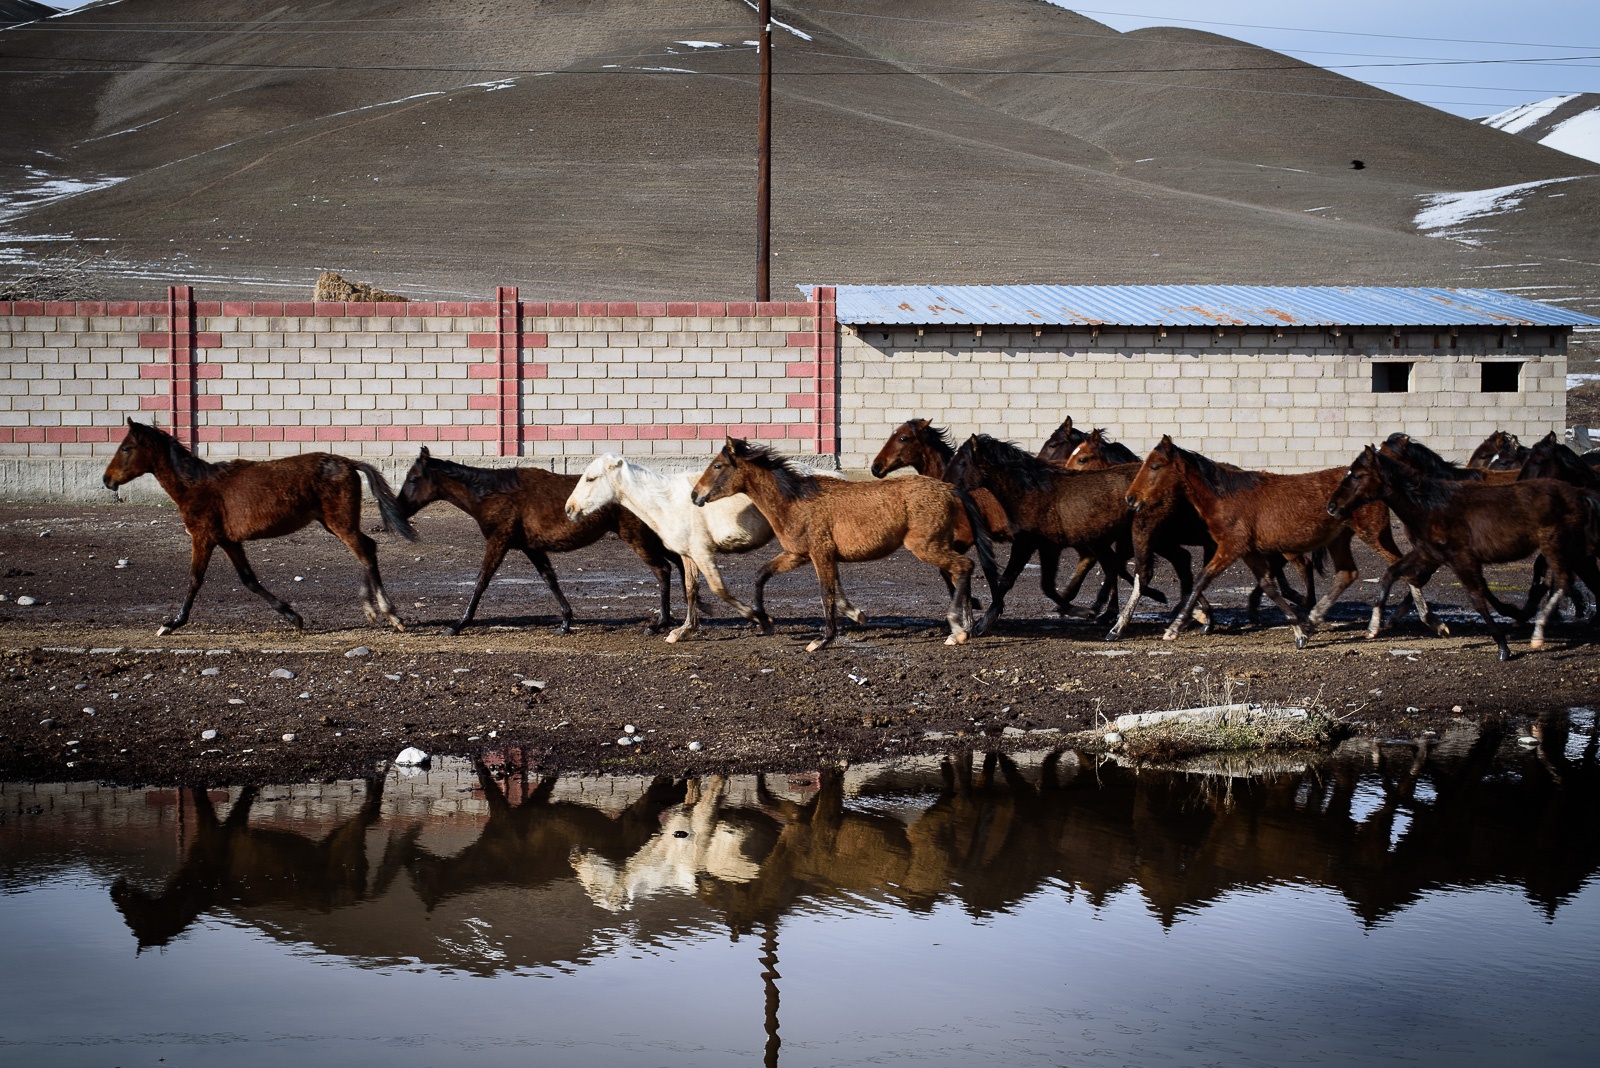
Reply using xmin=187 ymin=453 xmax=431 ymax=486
xmin=811 ymin=283 xmax=1587 ymax=473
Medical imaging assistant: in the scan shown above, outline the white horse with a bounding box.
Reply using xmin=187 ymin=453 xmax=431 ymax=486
xmin=564 ymin=454 xmax=776 ymax=641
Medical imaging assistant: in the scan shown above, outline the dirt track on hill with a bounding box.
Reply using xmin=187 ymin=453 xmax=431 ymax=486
xmin=2 ymin=503 xmax=1595 ymax=786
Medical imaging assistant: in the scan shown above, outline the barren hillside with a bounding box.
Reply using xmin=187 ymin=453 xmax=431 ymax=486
xmin=1 ymin=0 xmax=1596 ymax=332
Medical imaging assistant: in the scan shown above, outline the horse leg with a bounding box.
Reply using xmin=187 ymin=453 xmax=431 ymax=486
xmin=752 ymin=550 xmax=810 ymax=636
xmin=1244 ymin=553 xmax=1312 ymax=649
xmin=1054 ymin=551 xmax=1095 ymax=614
xmin=159 ymin=535 xmax=217 ymax=635
xmin=1449 ymin=560 xmax=1513 ymax=661
xmin=1367 ymin=519 xmax=1435 ymax=631
xmin=1367 ymin=549 xmax=1429 ymax=638
xmin=699 ymin=553 xmax=768 ymax=629
xmin=1163 ymin=545 xmax=1237 ymax=641
xmin=329 ymin=523 xmax=404 ymax=632
xmin=522 ymin=549 xmax=576 ymax=634
xmin=978 ymin=534 xmax=1037 ymax=633
xmin=1305 ymin=539 xmax=1358 ymax=629
xmin=807 ymin=554 xmax=844 ymax=653
xmin=906 ymin=536 xmax=975 ymax=645
xmin=447 ymin=535 xmax=511 ymax=635
xmin=218 ymin=540 xmax=303 ymax=631
xmin=666 ymin=556 xmax=703 ymax=643
xmin=1528 ymin=558 xmax=1572 ymax=652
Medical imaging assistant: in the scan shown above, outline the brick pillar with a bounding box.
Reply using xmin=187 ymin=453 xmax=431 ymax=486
xmin=167 ymin=285 xmax=197 ymax=449
xmin=812 ymin=285 xmax=838 ymax=458
xmin=497 ymin=286 xmax=522 ymax=457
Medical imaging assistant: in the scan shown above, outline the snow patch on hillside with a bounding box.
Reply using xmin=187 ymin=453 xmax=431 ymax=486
xmin=1413 ymin=176 xmax=1591 ymax=242
xmin=0 ymin=168 xmax=127 ymax=225
xmin=1483 ymin=95 xmax=1576 ymax=135
xmin=1543 ymin=110 xmax=1600 ymax=165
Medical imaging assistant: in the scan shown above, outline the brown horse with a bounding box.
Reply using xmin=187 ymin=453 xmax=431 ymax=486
xmin=1466 ymin=429 xmax=1530 ymax=471
xmin=1328 ymin=445 xmax=1600 ymax=660
xmin=1126 ymin=436 xmax=1435 ymax=648
xmin=691 ymin=437 xmax=992 ymax=651
xmin=1064 ymin=429 xmax=1316 ymax=637
xmin=944 ymin=435 xmax=1163 ymax=634
xmin=101 ymin=418 xmax=413 ymax=634
xmin=397 ymin=447 xmax=679 ymax=635
xmin=869 ymin=418 xmax=1087 ymax=615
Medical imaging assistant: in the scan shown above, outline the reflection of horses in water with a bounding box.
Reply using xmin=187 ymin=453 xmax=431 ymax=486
xmin=109 ymin=777 xmax=407 ymax=949
xmin=404 ymin=760 xmax=686 ymax=911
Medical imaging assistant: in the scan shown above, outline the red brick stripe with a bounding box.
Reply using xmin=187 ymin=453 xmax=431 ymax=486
xmin=497 ymin=285 xmax=521 ymax=458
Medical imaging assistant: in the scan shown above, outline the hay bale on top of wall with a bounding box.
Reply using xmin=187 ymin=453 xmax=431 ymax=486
xmin=313 ymin=270 xmax=408 ymax=302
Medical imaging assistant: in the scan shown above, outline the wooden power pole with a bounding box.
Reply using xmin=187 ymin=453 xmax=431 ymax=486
xmin=757 ymin=0 xmax=772 ymax=302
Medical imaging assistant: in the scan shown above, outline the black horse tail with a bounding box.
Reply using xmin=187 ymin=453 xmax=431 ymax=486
xmin=954 ymin=485 xmax=999 ymax=610
xmin=1584 ymin=490 xmax=1600 ymax=556
xmin=1310 ymin=547 xmax=1329 ymax=576
xmin=356 ymin=462 xmax=419 ymax=542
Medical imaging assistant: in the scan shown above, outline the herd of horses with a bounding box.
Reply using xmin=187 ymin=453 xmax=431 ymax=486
xmin=100 ymin=415 xmax=1600 ymax=661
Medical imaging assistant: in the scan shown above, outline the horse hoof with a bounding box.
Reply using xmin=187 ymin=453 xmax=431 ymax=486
xmin=1529 ymin=637 xmax=1544 ymax=652
xmin=1294 ymin=634 xmax=1308 ymax=650
xmin=1161 ymin=628 xmax=1179 ymax=642
xmin=946 ymin=632 xmax=969 ymax=646
xmin=1497 ymin=646 xmax=1511 ymax=662
xmin=844 ymin=609 xmax=867 ymax=625
xmin=389 ymin=619 xmax=405 ymax=633
xmin=1433 ymin=622 xmax=1451 ymax=637
xmin=665 ymin=630 xmax=684 ymax=644
xmin=442 ymin=626 xmax=462 ymax=637
xmin=806 ymin=638 xmax=830 ymax=653
xmin=156 ymin=624 xmax=176 ymax=637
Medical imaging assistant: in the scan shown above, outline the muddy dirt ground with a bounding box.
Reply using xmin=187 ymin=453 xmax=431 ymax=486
xmin=1 ymin=502 xmax=1595 ymax=787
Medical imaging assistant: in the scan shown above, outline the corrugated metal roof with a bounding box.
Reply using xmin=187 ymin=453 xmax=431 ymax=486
xmin=810 ymin=284 xmax=1600 ymax=328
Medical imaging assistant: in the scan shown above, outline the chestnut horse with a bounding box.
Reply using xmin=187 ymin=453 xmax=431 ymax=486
xmin=398 ymin=447 xmax=679 ymax=635
xmin=1064 ymin=429 xmax=1316 ymax=637
xmin=1126 ymin=436 xmax=1434 ymax=648
xmin=101 ymin=418 xmax=413 ymax=634
xmin=691 ymin=438 xmax=993 ymax=651
xmin=1328 ymin=445 xmax=1600 ymax=660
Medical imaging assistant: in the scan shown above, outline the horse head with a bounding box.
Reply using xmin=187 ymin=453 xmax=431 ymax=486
xmin=1327 ymin=445 xmax=1384 ymax=518
xmin=565 ymin=454 xmax=624 ymax=521
xmin=871 ymin=418 xmax=946 ymax=479
xmin=692 ymin=437 xmax=747 ymax=506
xmin=1036 ymin=416 xmax=1083 ymax=462
xmin=396 ymin=446 xmax=443 ymax=517
xmin=102 ymin=418 xmax=161 ymax=490
xmin=1126 ymin=435 xmax=1179 ymax=512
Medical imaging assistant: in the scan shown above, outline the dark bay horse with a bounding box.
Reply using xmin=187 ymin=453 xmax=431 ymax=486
xmin=101 ymin=418 xmax=413 ymax=634
xmin=1035 ymin=417 xmax=1091 ymax=462
xmin=1520 ymin=432 xmax=1600 ymax=492
xmin=398 ymin=447 xmax=679 ymax=635
xmin=691 ymin=437 xmax=992 ymax=651
xmin=1126 ymin=436 xmax=1434 ymax=648
xmin=944 ymin=434 xmax=1160 ymax=634
xmin=1328 ymin=445 xmax=1600 ymax=660
xmin=1466 ymin=429 xmax=1530 ymax=471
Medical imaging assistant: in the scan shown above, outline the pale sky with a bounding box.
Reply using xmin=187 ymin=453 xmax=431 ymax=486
xmin=41 ymin=2 xmax=1600 ymax=120
xmin=1054 ymin=1 xmax=1600 ymax=118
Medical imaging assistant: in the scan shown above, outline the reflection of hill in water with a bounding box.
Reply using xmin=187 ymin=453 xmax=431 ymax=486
xmin=5 ymin=714 xmax=1596 ymax=973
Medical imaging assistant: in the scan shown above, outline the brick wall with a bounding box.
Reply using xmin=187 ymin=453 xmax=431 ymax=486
xmin=0 ymin=288 xmax=830 ymax=470
xmin=840 ymin=325 xmax=1567 ymax=472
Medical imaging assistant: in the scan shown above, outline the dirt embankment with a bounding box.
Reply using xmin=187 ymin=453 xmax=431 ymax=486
xmin=2 ymin=505 xmax=1595 ymax=786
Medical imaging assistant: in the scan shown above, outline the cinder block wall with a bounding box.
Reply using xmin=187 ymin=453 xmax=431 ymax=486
xmin=0 ymin=296 xmax=827 ymax=497
xmin=840 ymin=326 xmax=1567 ymax=471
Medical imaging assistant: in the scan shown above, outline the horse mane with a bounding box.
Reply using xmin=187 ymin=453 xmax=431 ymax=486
xmin=969 ymin=434 xmax=1060 ymax=492
xmin=915 ymin=421 xmax=957 ymax=461
xmin=1373 ymin=448 xmax=1460 ymax=510
xmin=135 ymin=421 xmax=213 ymax=482
xmin=425 ymin=455 xmax=522 ymax=497
xmin=1173 ymin=445 xmax=1263 ymax=495
xmin=729 ymin=440 xmax=821 ymax=499
xmin=1382 ymin=433 xmax=1478 ymax=480
xmin=1090 ymin=430 xmax=1139 ymax=465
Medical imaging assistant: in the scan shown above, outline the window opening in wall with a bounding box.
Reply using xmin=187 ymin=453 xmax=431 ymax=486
xmin=1481 ymin=362 xmax=1522 ymax=393
xmin=1371 ymin=362 xmax=1413 ymax=393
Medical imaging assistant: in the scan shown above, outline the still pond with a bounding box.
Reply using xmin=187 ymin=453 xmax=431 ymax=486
xmin=2 ymin=713 xmax=1597 ymax=1066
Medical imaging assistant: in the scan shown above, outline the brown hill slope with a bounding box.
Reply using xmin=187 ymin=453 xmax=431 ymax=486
xmin=1 ymin=0 xmax=1596 ymax=317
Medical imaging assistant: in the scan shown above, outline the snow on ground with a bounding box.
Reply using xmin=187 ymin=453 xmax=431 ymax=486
xmin=1571 ymin=373 xmax=1600 ymax=389
xmin=0 ymin=168 xmax=127 ymax=225
xmin=1413 ymin=175 xmax=1592 ymax=242
xmin=1542 ymin=109 xmax=1600 ymax=165
xmin=1482 ymin=95 xmax=1577 ymax=135
xmin=675 ymin=41 xmax=724 ymax=49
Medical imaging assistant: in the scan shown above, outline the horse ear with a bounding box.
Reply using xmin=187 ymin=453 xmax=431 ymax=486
xmin=605 ymin=454 xmax=622 ymax=469
xmin=912 ymin=418 xmax=929 ymax=430
xmin=1543 ymin=431 xmax=1558 ymax=444
xmin=419 ymin=446 xmax=431 ymax=458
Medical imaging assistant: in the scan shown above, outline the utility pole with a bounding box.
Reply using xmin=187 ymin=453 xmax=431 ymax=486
xmin=756 ymin=0 xmax=772 ymax=302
